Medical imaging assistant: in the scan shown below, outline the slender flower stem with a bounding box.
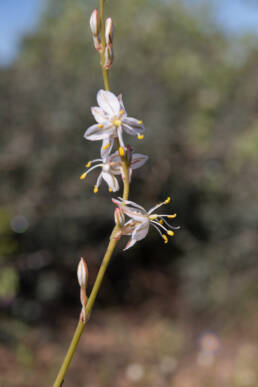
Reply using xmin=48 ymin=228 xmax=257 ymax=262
xmin=52 ymin=1 xmax=130 ymax=385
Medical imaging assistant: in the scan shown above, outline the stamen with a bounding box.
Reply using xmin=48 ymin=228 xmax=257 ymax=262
xmin=162 ymin=234 xmax=168 ymax=244
xmin=159 ymin=219 xmax=164 ymax=225
xmin=85 ymin=161 xmax=91 ymax=168
xmin=167 ymin=230 xmax=174 ymax=236
xmin=114 ymin=119 xmax=122 ymax=127
xmin=159 ymin=217 xmax=179 ymax=230
xmin=80 ymin=172 xmax=87 ymax=180
xmin=120 ymin=109 xmax=125 ymax=116
xmin=149 ymin=214 xmax=158 ymax=220
xmin=109 ymin=187 xmax=112 ymax=192
xmin=138 ymin=120 xmax=143 ymax=125
xmin=98 ymin=124 xmax=104 ymax=128
xmin=164 ymin=197 xmax=171 ymax=205
xmin=93 ymin=185 xmax=98 ymax=193
xmin=119 ymin=147 xmax=124 ymax=157
xmin=167 ymin=213 xmax=177 ymax=219
xmin=137 ymin=134 xmax=144 ymax=140
xmin=103 ymin=142 xmax=110 ymax=150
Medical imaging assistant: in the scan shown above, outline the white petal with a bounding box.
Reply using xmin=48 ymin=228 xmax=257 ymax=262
xmin=101 ymin=138 xmax=114 ymax=158
xmin=117 ymin=126 xmax=125 ymax=149
xmin=131 ymin=154 xmax=148 ymax=170
xmin=102 ymin=172 xmax=119 ymax=192
xmin=122 ymin=117 xmax=145 ymax=135
xmin=132 ymin=220 xmax=150 ymax=241
xmin=97 ymin=89 xmax=120 ymax=117
xmin=84 ymin=123 xmax=114 ymax=141
xmin=117 ymin=94 xmax=127 ymax=115
xmin=117 ymin=198 xmax=146 ymax=212
xmin=91 ymin=107 xmax=108 ymax=124
xmin=123 ymin=238 xmax=137 ymax=251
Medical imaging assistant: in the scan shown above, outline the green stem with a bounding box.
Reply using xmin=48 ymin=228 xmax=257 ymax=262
xmin=52 ymin=1 xmax=131 ymax=385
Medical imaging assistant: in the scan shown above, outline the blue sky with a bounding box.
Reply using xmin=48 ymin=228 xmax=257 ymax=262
xmin=1 ymin=0 xmax=258 ymax=66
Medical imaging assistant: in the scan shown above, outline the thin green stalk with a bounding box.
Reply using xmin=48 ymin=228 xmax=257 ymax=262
xmin=52 ymin=1 xmax=130 ymax=385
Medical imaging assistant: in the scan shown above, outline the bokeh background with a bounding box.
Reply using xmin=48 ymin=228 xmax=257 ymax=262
xmin=1 ymin=0 xmax=258 ymax=386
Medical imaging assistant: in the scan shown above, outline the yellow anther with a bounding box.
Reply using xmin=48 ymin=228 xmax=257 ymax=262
xmin=168 ymin=213 xmax=177 ymax=219
xmin=159 ymin=219 xmax=164 ymax=225
xmin=120 ymin=109 xmax=125 ymax=116
xmin=103 ymin=142 xmax=110 ymax=150
xmin=80 ymin=172 xmax=87 ymax=180
xmin=162 ymin=234 xmax=168 ymax=244
xmin=164 ymin=197 xmax=171 ymax=205
xmin=93 ymin=185 xmax=98 ymax=193
xmin=137 ymin=134 xmax=144 ymax=140
xmin=138 ymin=120 xmax=143 ymax=125
xmin=85 ymin=161 xmax=91 ymax=168
xmin=167 ymin=230 xmax=174 ymax=236
xmin=98 ymin=124 xmax=104 ymax=128
xmin=113 ymin=119 xmax=122 ymax=127
xmin=119 ymin=147 xmax=124 ymax=157
xmin=108 ymin=187 xmax=112 ymax=192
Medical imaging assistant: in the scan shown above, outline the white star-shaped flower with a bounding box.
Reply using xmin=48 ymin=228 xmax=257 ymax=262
xmin=112 ymin=197 xmax=179 ymax=250
xmin=80 ymin=150 xmax=148 ymax=193
xmin=84 ymin=90 xmax=145 ymax=158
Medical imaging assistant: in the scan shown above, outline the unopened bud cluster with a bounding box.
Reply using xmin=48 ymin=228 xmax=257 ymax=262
xmin=90 ymin=9 xmax=114 ymax=69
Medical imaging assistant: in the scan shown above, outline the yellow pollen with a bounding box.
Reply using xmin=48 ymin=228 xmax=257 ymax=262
xmin=113 ymin=119 xmax=122 ymax=127
xmin=108 ymin=187 xmax=112 ymax=192
xmin=167 ymin=230 xmax=174 ymax=236
xmin=103 ymin=142 xmax=110 ymax=150
xmin=93 ymin=185 xmax=98 ymax=193
xmin=80 ymin=172 xmax=87 ymax=180
xmin=120 ymin=109 xmax=125 ymax=115
xmin=159 ymin=219 xmax=164 ymax=225
xmin=119 ymin=147 xmax=124 ymax=157
xmin=168 ymin=213 xmax=177 ymax=219
xmin=138 ymin=120 xmax=143 ymax=125
xmin=85 ymin=161 xmax=91 ymax=168
xmin=137 ymin=134 xmax=144 ymax=140
xmin=164 ymin=197 xmax=171 ymax=205
xmin=149 ymin=214 xmax=158 ymax=220
xmin=162 ymin=234 xmax=168 ymax=244
xmin=98 ymin=124 xmax=104 ymax=128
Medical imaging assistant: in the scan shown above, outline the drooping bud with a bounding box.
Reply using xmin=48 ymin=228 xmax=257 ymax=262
xmin=90 ymin=9 xmax=100 ymax=37
xmin=126 ymin=145 xmax=133 ymax=165
xmin=77 ymin=257 xmax=88 ymax=289
xmin=104 ymin=44 xmax=114 ymax=70
xmin=105 ymin=17 xmax=113 ymax=46
xmin=114 ymin=207 xmax=125 ymax=228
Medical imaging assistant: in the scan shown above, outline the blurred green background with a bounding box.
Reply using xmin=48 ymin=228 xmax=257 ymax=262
xmin=1 ymin=0 xmax=258 ymax=386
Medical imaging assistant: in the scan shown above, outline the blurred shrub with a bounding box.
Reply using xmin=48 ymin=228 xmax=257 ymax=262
xmin=0 ymin=0 xmax=258 ymax=321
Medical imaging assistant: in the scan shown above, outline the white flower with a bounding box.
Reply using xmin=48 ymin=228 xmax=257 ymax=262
xmin=112 ymin=197 xmax=179 ymax=250
xmin=80 ymin=150 xmax=148 ymax=193
xmin=84 ymin=90 xmax=145 ymax=158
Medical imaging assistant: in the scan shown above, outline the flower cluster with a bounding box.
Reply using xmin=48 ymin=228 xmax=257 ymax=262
xmin=81 ymin=8 xmax=179 ymax=250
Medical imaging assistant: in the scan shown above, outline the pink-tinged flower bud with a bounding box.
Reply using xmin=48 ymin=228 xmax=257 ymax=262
xmin=90 ymin=9 xmax=100 ymax=37
xmin=104 ymin=44 xmax=114 ymax=70
xmin=77 ymin=257 xmax=88 ymax=288
xmin=114 ymin=207 xmax=125 ymax=228
xmin=105 ymin=17 xmax=113 ymax=46
xmin=93 ymin=36 xmax=102 ymax=52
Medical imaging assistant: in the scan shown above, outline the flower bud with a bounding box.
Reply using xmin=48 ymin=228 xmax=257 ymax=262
xmin=77 ymin=257 xmax=88 ymax=288
xmin=104 ymin=44 xmax=114 ymax=70
xmin=105 ymin=17 xmax=113 ymax=46
xmin=90 ymin=9 xmax=100 ymax=37
xmin=93 ymin=35 xmax=102 ymax=52
xmin=114 ymin=207 xmax=125 ymax=228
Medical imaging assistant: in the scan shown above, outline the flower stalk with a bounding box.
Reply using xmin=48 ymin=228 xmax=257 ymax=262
xmin=52 ymin=0 xmax=178 ymax=385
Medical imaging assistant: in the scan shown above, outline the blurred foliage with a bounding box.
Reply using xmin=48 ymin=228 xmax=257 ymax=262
xmin=0 ymin=0 xmax=258 ymax=324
